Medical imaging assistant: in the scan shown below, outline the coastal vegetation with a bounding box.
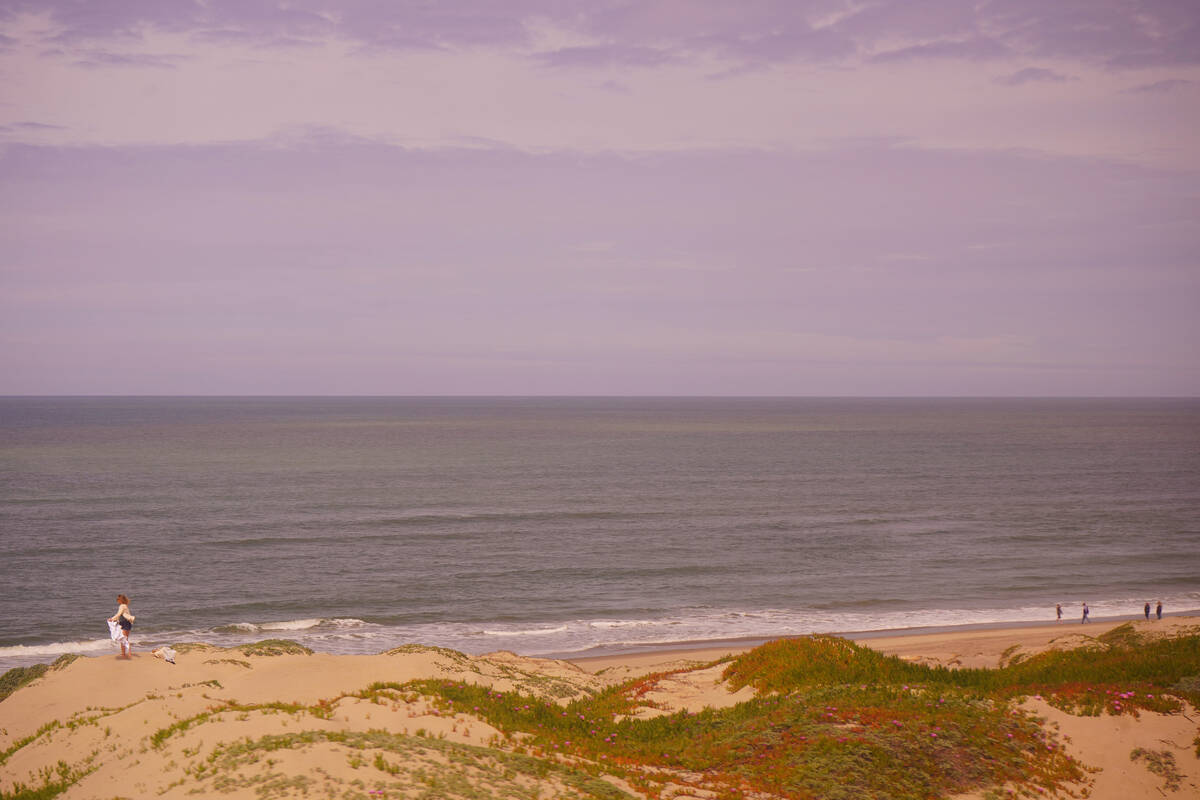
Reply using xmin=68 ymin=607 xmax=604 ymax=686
xmin=0 ymin=625 xmax=1197 ymax=799
xmin=0 ymin=655 xmax=78 ymax=703
xmin=408 ymin=626 xmax=1199 ymax=799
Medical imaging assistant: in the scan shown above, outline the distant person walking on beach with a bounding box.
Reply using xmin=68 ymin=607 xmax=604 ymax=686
xmin=1081 ymin=602 xmax=1090 ymax=623
xmin=1156 ymin=601 xmax=1163 ymax=620
xmin=108 ymin=594 xmax=135 ymax=658
xmin=1145 ymin=602 xmax=1151 ymax=620
xmin=1056 ymin=604 xmax=1062 ymax=621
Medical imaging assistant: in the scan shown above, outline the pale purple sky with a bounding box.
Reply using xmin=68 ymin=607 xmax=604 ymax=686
xmin=1 ymin=1 xmax=1198 ymax=395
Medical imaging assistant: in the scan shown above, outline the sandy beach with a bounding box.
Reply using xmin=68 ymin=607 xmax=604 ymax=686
xmin=3 ymin=617 xmax=1197 ymax=799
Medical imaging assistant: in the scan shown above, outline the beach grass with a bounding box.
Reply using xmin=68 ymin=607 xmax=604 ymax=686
xmin=407 ymin=627 xmax=1199 ymax=799
xmin=235 ymin=639 xmax=314 ymax=657
xmin=2 ymin=627 xmax=1197 ymax=799
xmin=0 ymin=655 xmax=79 ymax=704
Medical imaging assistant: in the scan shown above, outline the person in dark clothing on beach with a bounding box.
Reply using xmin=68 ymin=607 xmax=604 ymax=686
xmin=1156 ymin=601 xmax=1163 ymax=620
xmin=1056 ymin=603 xmax=1062 ymax=621
xmin=1081 ymin=602 xmax=1090 ymax=623
xmin=1145 ymin=602 xmax=1151 ymax=620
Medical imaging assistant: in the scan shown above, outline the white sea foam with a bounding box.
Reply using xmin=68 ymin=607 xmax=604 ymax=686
xmin=4 ymin=596 xmax=1198 ymax=672
xmin=481 ymin=625 xmax=569 ymax=637
xmin=222 ymin=618 xmax=370 ymax=633
xmin=258 ymin=618 xmax=324 ymax=631
xmin=0 ymin=639 xmax=112 ymax=659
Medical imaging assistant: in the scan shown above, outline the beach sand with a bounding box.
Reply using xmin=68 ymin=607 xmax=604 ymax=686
xmin=2 ymin=618 xmax=1197 ymax=799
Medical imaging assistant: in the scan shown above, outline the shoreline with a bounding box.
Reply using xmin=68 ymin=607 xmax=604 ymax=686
xmin=551 ymin=609 xmax=1200 ymax=664
xmin=3 ymin=609 xmax=1197 ymax=675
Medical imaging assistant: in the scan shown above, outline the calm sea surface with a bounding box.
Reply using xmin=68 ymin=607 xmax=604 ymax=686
xmin=1 ymin=397 xmax=1198 ymax=671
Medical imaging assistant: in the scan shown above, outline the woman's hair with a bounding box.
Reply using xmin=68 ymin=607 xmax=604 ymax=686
xmin=117 ymin=594 xmax=129 ymax=605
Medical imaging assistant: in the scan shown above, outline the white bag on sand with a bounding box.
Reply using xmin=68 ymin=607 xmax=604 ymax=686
xmin=107 ymin=619 xmax=122 ymax=644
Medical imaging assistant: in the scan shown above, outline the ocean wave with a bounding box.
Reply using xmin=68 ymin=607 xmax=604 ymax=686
xmin=214 ymin=618 xmax=369 ymax=634
xmin=481 ymin=625 xmax=570 ymax=637
xmin=0 ymin=638 xmax=113 ymax=658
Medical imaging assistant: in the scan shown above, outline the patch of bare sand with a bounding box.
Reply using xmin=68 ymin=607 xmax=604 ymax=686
xmin=953 ymin=700 xmax=1200 ymax=800
xmin=0 ymin=645 xmax=625 ymax=800
xmin=865 ymin=618 xmax=1200 ymax=670
xmin=1026 ymin=698 xmax=1200 ymax=800
xmin=619 ymin=663 xmax=757 ymax=720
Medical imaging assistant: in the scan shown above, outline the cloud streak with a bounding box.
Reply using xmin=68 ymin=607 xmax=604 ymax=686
xmin=3 ymin=0 xmax=1198 ymax=68
xmin=996 ymin=67 xmax=1070 ymax=86
xmin=71 ymin=50 xmax=183 ymax=69
xmin=1125 ymin=78 xmax=1193 ymax=93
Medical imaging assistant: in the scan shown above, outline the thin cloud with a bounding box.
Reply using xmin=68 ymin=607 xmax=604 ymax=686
xmin=187 ymin=28 xmax=259 ymax=45
xmin=596 ymin=79 xmax=631 ymax=94
xmin=9 ymin=121 xmax=68 ymax=130
xmin=871 ymin=36 xmax=1008 ymax=63
xmin=996 ymin=67 xmax=1071 ymax=86
xmin=72 ymin=50 xmax=184 ymax=69
xmin=534 ymin=44 xmax=675 ymax=70
xmin=187 ymin=28 xmax=323 ymax=49
xmin=4 ymin=0 xmax=1197 ymax=71
xmin=985 ymin=0 xmax=1200 ymax=69
xmin=1124 ymin=78 xmax=1193 ymax=93
xmin=693 ymin=25 xmax=855 ymax=67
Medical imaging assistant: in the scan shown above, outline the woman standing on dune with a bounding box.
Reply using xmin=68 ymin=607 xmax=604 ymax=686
xmin=108 ymin=594 xmax=135 ymax=658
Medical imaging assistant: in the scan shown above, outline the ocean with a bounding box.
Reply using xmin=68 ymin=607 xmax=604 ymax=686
xmin=1 ymin=397 xmax=1197 ymax=672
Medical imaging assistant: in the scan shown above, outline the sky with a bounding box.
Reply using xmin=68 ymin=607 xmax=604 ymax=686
xmin=1 ymin=1 xmax=1198 ymax=396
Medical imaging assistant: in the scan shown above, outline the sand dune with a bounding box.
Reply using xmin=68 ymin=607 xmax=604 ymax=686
xmin=2 ymin=619 xmax=1197 ymax=799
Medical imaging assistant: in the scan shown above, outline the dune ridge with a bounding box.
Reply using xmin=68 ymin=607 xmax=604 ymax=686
xmin=2 ymin=619 xmax=1197 ymax=799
